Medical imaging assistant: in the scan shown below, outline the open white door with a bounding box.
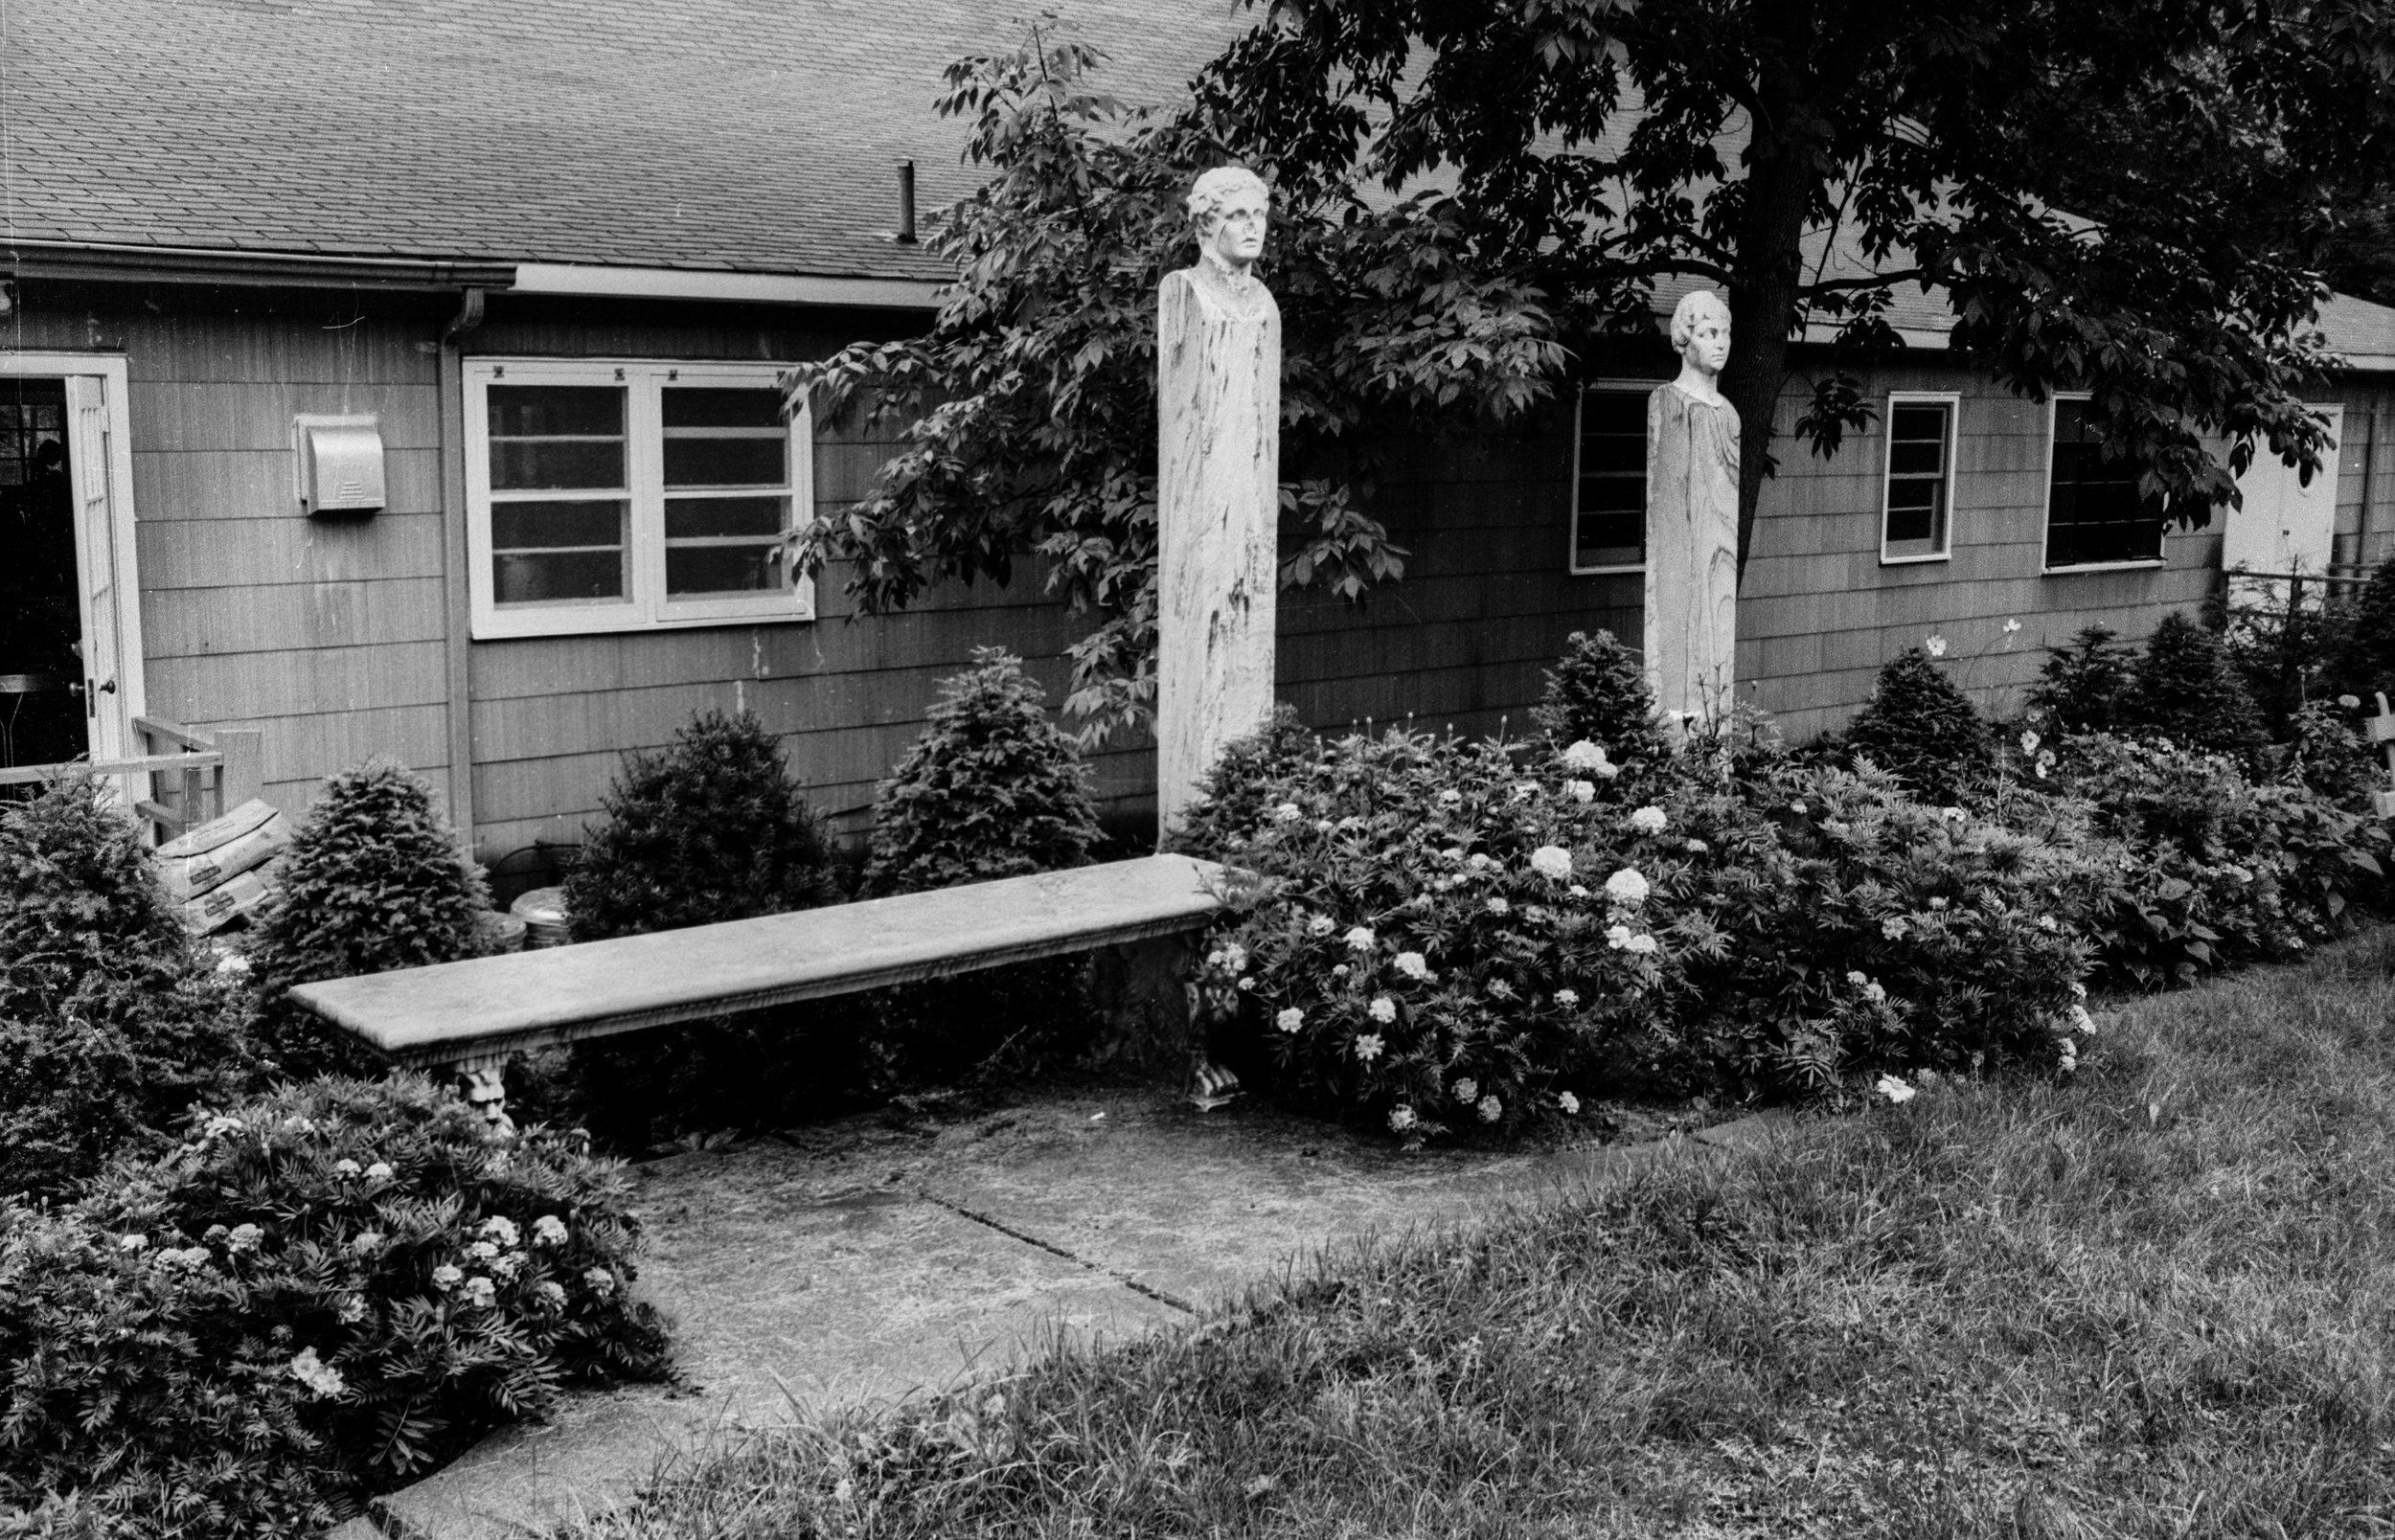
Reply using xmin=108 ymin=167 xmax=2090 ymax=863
xmin=2225 ymin=406 xmax=2344 ymax=586
xmin=61 ymin=371 xmax=145 ymax=762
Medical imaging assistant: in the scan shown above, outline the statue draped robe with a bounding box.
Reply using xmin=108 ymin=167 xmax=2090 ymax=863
xmin=1644 ymin=382 xmax=1741 ymax=730
xmin=1155 ymin=258 xmax=1280 ymax=831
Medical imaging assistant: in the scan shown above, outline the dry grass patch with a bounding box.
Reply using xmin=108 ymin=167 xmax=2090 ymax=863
xmin=567 ymin=932 xmax=2395 ymax=1538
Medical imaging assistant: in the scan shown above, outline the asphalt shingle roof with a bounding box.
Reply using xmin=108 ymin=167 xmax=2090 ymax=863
xmin=3 ymin=1 xmax=2388 ymax=361
xmin=0 ymin=0 xmax=1245 ymax=278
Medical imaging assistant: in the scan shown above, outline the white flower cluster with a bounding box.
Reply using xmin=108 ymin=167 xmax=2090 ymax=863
xmin=288 ymin=1347 xmax=347 ymax=1399
xmin=1557 ymin=1091 xmax=1581 ymax=1115
xmin=1344 ymin=925 xmax=1377 ymax=952
xmin=1603 ymin=868 xmax=1649 ymax=906
xmin=1452 ymin=1078 xmax=1478 ymax=1103
xmin=1874 ymin=1075 xmax=1918 ymax=1104
xmin=1368 ymin=996 xmax=1397 ymax=1024
xmin=1276 ymin=1007 xmax=1305 ymax=1033
xmin=1529 ymin=845 xmax=1572 ymax=880
xmin=1388 ymin=1105 xmax=1417 ymax=1133
xmin=1355 ymin=1032 xmax=1385 ymax=1063
xmin=1560 ymin=740 xmax=1620 ymax=779
xmin=1553 ymin=988 xmax=1580 ymax=1008
xmin=1625 ymin=805 xmax=1668 ymax=836
xmin=1563 ymin=779 xmax=1596 ymax=804
xmin=1308 ymin=913 xmax=1336 ymax=938
xmin=1393 ymin=951 xmax=1432 ymax=981
xmin=534 ymin=1213 xmax=570 ymax=1248
xmin=1604 ymin=925 xmax=1658 ymax=955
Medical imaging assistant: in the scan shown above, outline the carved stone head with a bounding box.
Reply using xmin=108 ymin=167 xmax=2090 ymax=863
xmin=1670 ymin=289 xmax=1732 ymax=376
xmin=1186 ymin=166 xmax=1271 ymax=275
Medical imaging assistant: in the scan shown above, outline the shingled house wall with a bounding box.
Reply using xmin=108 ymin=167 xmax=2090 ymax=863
xmin=10 ymin=280 xmax=2390 ymax=867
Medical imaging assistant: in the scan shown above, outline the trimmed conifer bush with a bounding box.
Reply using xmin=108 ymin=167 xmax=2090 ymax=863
xmin=564 ymin=709 xmax=839 ymax=940
xmin=1530 ymin=629 xmax=1672 ymax=788
xmin=863 ymin=647 xmax=1102 ymax=896
xmin=1841 ymin=646 xmax=1991 ymax=805
xmin=856 ymin=649 xmax=1106 ymax=1091
xmin=0 ymin=777 xmax=258 ymax=1202
xmin=554 ymin=711 xmax=846 ymax=1149
xmin=2026 ymin=624 xmax=2138 ymax=733
xmin=247 ymin=759 xmax=489 ymax=1079
xmin=2128 ymin=611 xmax=2267 ymax=751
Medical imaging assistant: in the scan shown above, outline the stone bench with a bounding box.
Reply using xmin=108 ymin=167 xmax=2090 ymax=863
xmin=288 ymin=853 xmax=1230 ymax=1128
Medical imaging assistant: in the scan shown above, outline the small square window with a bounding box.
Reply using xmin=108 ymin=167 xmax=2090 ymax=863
xmin=2044 ymin=396 xmax=2164 ymax=570
xmin=1881 ymin=395 xmax=1957 ymax=563
xmin=1572 ymin=386 xmax=1652 ymax=573
xmin=465 ymin=361 xmax=815 ymax=639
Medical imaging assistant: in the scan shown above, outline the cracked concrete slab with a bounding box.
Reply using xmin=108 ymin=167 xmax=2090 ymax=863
xmin=360 ymin=1088 xmax=1775 ymax=1538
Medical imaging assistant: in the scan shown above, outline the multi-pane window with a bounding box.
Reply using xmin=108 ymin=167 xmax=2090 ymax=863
xmin=1881 ymin=394 xmax=1957 ymax=563
xmin=1572 ymin=387 xmax=1649 ymax=573
xmin=2044 ymin=395 xmax=2164 ymax=569
xmin=466 ymin=360 xmax=813 ymax=638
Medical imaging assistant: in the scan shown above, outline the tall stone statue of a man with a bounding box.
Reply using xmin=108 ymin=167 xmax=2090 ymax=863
xmin=1645 ymin=289 xmax=1741 ymax=732
xmin=1156 ymin=166 xmax=1281 ymax=832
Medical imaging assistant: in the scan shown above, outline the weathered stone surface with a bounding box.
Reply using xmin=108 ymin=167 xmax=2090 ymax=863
xmin=1156 ymin=261 xmax=1280 ymax=835
xmin=292 ymin=855 xmax=1225 ymax=1069
xmin=362 ymin=1090 xmax=1755 ymax=1537
xmin=1644 ymin=379 xmax=1741 ymax=730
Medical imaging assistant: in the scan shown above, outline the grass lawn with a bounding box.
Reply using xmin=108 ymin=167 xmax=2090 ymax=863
xmin=569 ymin=932 xmax=2395 ymax=1538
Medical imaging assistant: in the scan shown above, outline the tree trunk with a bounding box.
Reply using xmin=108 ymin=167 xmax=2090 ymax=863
xmin=1720 ymin=25 xmax=1829 ymax=588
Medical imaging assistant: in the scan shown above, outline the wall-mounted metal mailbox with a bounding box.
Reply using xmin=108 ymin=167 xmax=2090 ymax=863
xmin=292 ymin=415 xmax=386 ymax=514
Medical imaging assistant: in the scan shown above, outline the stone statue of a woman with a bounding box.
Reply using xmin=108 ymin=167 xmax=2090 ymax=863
xmin=1644 ymin=289 xmax=1741 ymax=732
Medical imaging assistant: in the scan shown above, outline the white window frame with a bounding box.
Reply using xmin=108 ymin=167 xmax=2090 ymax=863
xmin=2041 ymin=392 xmax=2170 ymax=576
xmin=1569 ymin=379 xmax=1661 ymax=575
xmin=465 ymin=357 xmax=815 ymax=639
xmin=1879 ymin=390 xmax=1960 ymax=566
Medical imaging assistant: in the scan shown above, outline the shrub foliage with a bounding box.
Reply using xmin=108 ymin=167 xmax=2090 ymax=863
xmin=566 ymin=710 xmax=839 ymax=940
xmin=248 ymin=759 xmax=489 ymax=1077
xmin=0 ymin=778 xmax=257 ymax=1202
xmin=2026 ymin=624 xmax=2138 ymax=733
xmin=2127 ymin=611 xmax=2267 ymax=751
xmin=1174 ymin=715 xmax=2087 ymax=1140
xmin=1530 ymin=630 xmax=1671 ymax=782
xmin=863 ymin=648 xmax=1102 ymax=896
xmin=3 ymin=1076 xmax=673 ymax=1532
xmin=1841 ymin=646 xmax=1991 ymax=805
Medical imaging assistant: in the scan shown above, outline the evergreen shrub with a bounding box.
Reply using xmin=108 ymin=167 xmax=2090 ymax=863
xmin=3 ymin=1076 xmax=672 ymax=1532
xmin=1841 ymin=646 xmax=1991 ymax=805
xmin=863 ymin=648 xmax=1102 ymax=895
xmin=2127 ymin=611 xmax=2267 ymax=751
xmin=859 ymin=649 xmax=1106 ymax=1091
xmin=2025 ymin=624 xmax=2138 ymax=733
xmin=248 ymin=759 xmax=489 ymax=1078
xmin=556 ymin=711 xmax=847 ymax=1148
xmin=1530 ymin=629 xmax=1672 ymax=789
xmin=0 ymin=777 xmax=258 ymax=1203
xmin=564 ymin=709 xmax=839 ymax=940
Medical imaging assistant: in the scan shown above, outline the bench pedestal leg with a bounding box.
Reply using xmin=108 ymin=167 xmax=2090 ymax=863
xmin=454 ymin=1053 xmax=515 ymax=1138
xmin=1091 ymin=934 xmax=1242 ymax=1109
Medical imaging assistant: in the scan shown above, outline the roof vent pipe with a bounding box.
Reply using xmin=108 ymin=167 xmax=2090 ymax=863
xmin=897 ymin=160 xmax=918 ymax=244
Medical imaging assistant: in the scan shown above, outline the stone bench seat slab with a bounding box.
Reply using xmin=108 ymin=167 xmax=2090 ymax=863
xmin=290 ymin=854 xmax=1228 ymax=1069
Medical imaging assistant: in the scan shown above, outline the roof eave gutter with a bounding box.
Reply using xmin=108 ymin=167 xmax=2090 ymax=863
xmin=511 ymin=261 xmax=943 ymax=310
xmin=2 ymin=238 xmax=516 ymax=292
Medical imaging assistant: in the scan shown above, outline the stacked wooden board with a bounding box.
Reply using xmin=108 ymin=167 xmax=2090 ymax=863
xmin=155 ymin=798 xmax=292 ymax=933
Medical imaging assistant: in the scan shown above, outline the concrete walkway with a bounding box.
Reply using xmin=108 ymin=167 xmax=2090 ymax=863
xmin=347 ymin=1087 xmax=1784 ymax=1539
